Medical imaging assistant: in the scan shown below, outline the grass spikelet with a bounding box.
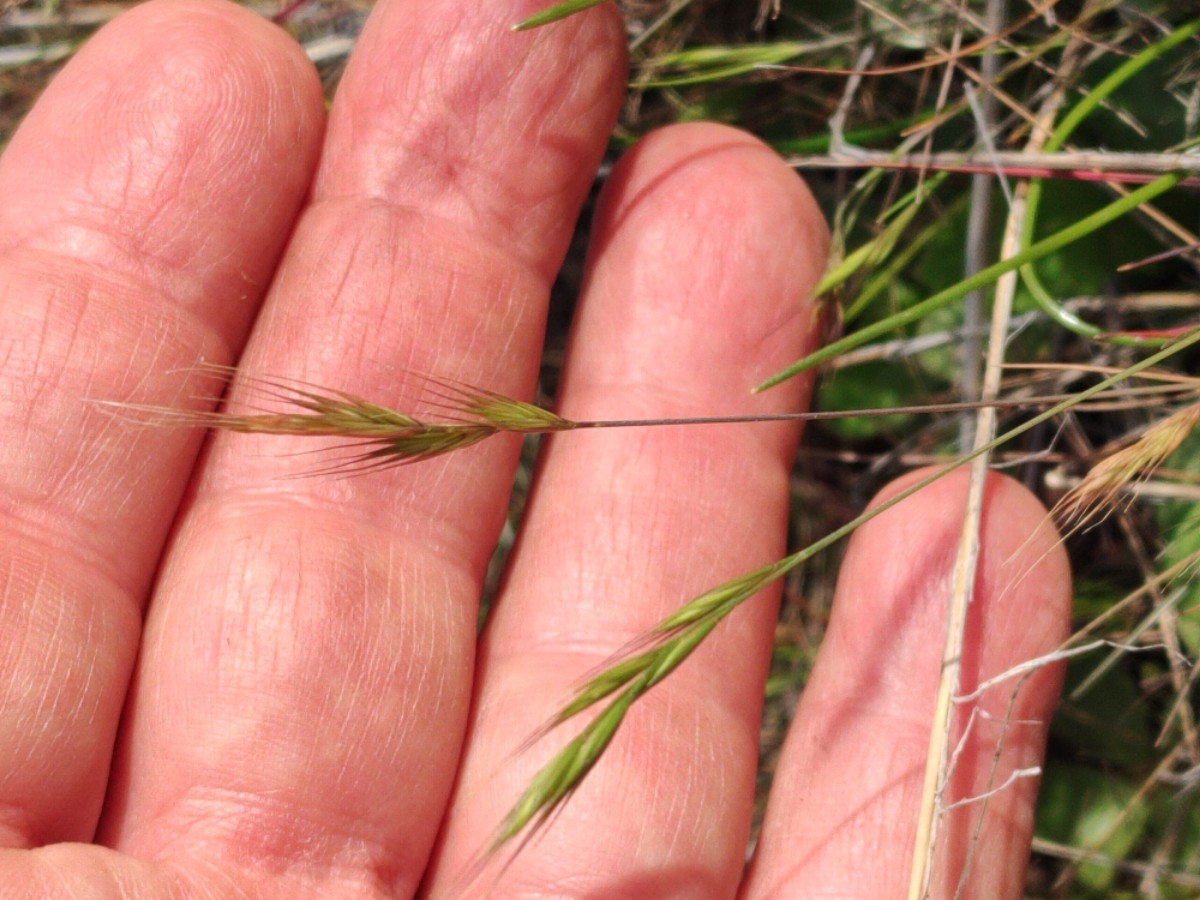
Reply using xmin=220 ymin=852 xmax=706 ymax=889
xmin=485 ymin=558 xmax=792 ymax=863
xmin=489 ymin=690 xmax=636 ymax=854
xmin=464 ymin=393 xmax=575 ymax=433
xmin=419 ymin=378 xmax=578 ymax=433
xmin=96 ymin=371 xmax=509 ymax=470
xmin=1053 ymin=403 xmax=1200 ymax=532
xmin=196 ymin=388 xmax=424 ymax=438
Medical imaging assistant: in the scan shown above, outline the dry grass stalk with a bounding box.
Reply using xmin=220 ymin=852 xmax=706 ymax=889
xmin=906 ymin=182 xmax=1027 ymax=900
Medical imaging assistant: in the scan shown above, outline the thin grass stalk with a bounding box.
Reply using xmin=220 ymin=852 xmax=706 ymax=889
xmin=788 ymin=149 xmax=1200 ymax=179
xmin=487 ymin=327 xmax=1200 ymax=865
xmin=959 ymin=0 xmax=1009 ymax=456
xmin=106 ymin=368 xmax=1153 ymax=465
xmin=910 ymin=27 xmax=1078 ymax=886
xmin=816 ymin=171 xmax=951 ymax=305
xmin=842 ymin=193 xmax=971 ymax=325
xmin=626 ymin=0 xmax=697 ymax=54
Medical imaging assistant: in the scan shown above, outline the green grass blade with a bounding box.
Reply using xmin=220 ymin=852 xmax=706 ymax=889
xmin=1019 ymin=18 xmax=1200 ymax=339
xmin=1045 ymin=18 xmax=1200 ymax=157
xmin=512 ymin=0 xmax=609 ymax=31
xmin=755 ymin=171 xmax=1185 ymax=392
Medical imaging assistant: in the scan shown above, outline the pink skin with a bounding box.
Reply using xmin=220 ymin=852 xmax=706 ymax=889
xmin=0 ymin=0 xmax=1070 ymax=896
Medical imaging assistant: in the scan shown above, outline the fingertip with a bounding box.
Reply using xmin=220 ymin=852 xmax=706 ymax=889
xmin=862 ymin=467 xmax=1071 ymax=654
xmin=600 ymin=122 xmax=829 ymax=275
xmin=572 ymin=121 xmax=829 ymax=431
xmin=745 ymin=467 xmax=1070 ymax=897
xmin=7 ymin=0 xmax=324 ymax=183
xmin=836 ymin=466 xmax=1070 ymax=708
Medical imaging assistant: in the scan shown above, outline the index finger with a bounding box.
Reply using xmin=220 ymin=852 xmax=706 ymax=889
xmin=0 ymin=0 xmax=323 ymax=847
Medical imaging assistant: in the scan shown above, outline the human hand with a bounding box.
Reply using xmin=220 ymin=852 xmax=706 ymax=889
xmin=0 ymin=0 xmax=1070 ymax=896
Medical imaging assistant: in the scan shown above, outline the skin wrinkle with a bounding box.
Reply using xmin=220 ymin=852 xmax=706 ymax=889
xmin=379 ymin=572 xmax=435 ymax=758
xmin=37 ymin=270 xmax=92 ymax=408
xmin=0 ymin=26 xmax=320 ymax=346
xmin=0 ymin=557 xmax=136 ymax=842
xmin=144 ymin=751 xmax=393 ymax=868
xmin=456 ymin=265 xmax=537 ymax=373
xmin=31 ymin=592 xmax=75 ymax=734
xmin=69 ymin=606 xmax=105 ymax=731
xmin=123 ymin=500 xmax=479 ymax=845
xmin=3 ymin=517 xmax=136 ymax=644
xmin=646 ymin=696 xmax=741 ymax=869
xmin=73 ymin=84 xmax=218 ymax=285
xmin=5 ymin=245 xmax=232 ymax=392
xmin=123 ymin=31 xmax=307 ymax=280
xmin=546 ymin=498 xmax=641 ymax=624
xmin=491 ymin=426 xmax=785 ymax=660
xmin=334 ymin=552 xmax=390 ymax=727
xmin=238 ymin=199 xmax=544 ymax=401
xmin=6 ymin=422 xmax=192 ymax=603
xmin=780 ymin=744 xmax=910 ymax=881
xmin=319 ymin=3 xmax=620 ymax=277
xmin=182 ymin=480 xmax=489 ymax=588
xmin=581 ymin=701 xmax=740 ymax=893
xmin=427 ymin=256 xmax=466 ymax=366
xmin=487 ymin=45 xmax=606 ymax=259
xmin=146 ymin=786 xmax=397 ymax=886
xmin=391 ymin=20 xmax=480 ymax=198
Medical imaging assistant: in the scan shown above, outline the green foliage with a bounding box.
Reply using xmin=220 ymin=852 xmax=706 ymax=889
xmin=1036 ymin=764 xmax=1152 ymax=893
xmin=815 ymin=361 xmax=923 ymax=442
xmin=1054 ymin=659 xmax=1156 ymax=771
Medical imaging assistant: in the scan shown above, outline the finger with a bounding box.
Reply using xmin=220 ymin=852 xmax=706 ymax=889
xmin=0 ymin=0 xmax=322 ymax=847
xmin=100 ymin=0 xmax=626 ymax=894
xmin=742 ymin=469 xmax=1070 ymax=898
xmin=426 ymin=122 xmax=830 ymax=895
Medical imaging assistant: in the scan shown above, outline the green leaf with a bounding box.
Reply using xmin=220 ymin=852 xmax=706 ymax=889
xmin=1037 ymin=763 xmax=1152 ymax=892
xmin=512 ymin=0 xmax=609 ymax=31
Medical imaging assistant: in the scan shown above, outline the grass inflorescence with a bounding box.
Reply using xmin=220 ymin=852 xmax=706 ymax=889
xmin=103 ymin=329 xmax=1200 ymax=885
xmin=99 ymin=372 xmax=501 ymax=470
